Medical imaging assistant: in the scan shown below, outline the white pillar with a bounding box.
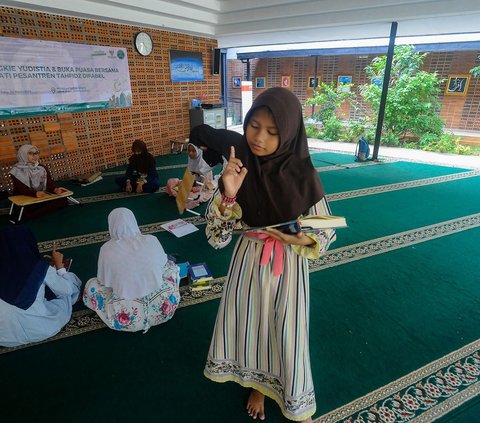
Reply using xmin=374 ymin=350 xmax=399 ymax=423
xmin=241 ymin=80 xmax=253 ymax=124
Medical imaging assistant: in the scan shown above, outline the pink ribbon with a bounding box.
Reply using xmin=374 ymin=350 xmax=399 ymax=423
xmin=246 ymin=232 xmax=284 ymax=277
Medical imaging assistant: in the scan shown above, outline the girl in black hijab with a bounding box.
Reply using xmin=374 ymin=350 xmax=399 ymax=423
xmin=188 ymin=124 xmax=242 ymax=168
xmin=203 ymin=88 xmax=336 ymax=422
xmin=116 ymin=140 xmax=160 ymax=193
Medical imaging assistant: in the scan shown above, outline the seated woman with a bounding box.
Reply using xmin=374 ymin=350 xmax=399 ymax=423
xmin=0 ymin=225 xmax=82 ymax=348
xmin=83 ymin=207 xmax=180 ymax=333
xmin=116 ymin=139 xmax=160 ymax=193
xmin=9 ymin=144 xmax=69 ymax=220
xmin=166 ymin=143 xmax=215 ymax=209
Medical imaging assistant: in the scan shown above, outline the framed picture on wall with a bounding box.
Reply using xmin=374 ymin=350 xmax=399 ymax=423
xmin=232 ymin=76 xmax=241 ymax=88
xmin=281 ymin=75 xmax=291 ymax=88
xmin=169 ymin=50 xmax=204 ymax=82
xmin=307 ymin=76 xmax=319 ymax=90
xmin=255 ymin=77 xmax=266 ymax=89
xmin=337 ymin=75 xmax=352 ymax=92
xmin=445 ymin=74 xmax=471 ymax=96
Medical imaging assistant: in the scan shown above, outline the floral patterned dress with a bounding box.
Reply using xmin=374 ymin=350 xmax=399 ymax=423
xmin=83 ymin=260 xmax=180 ymax=333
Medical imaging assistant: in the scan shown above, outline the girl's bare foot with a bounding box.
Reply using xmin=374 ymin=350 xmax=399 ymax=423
xmin=246 ymin=389 xmax=265 ymax=420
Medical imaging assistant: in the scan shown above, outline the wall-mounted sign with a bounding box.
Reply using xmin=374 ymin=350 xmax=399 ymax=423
xmin=0 ymin=37 xmax=132 ymax=118
xmin=337 ymin=75 xmax=352 ymax=92
xmin=307 ymin=76 xmax=319 ymax=90
xmin=445 ymin=74 xmax=471 ymax=96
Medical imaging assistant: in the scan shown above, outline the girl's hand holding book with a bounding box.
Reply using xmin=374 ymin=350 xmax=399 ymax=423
xmin=261 ymin=228 xmax=316 ymax=246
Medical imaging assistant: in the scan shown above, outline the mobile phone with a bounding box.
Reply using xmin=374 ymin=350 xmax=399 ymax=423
xmin=274 ymin=221 xmax=302 ymax=235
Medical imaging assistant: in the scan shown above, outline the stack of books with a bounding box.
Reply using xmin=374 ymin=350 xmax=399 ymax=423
xmin=188 ymin=262 xmax=213 ymax=291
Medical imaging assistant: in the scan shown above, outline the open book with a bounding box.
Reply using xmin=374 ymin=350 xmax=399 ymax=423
xmin=251 ymin=215 xmax=347 ymax=235
xmin=298 ymin=215 xmax=347 ymax=230
xmin=161 ymin=219 xmax=199 ymax=238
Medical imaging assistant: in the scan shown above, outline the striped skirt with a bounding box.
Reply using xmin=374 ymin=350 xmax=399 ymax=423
xmin=204 ymin=234 xmax=316 ymax=421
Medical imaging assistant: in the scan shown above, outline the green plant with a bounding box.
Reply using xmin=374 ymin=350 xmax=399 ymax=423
xmin=304 ymin=81 xmax=356 ymax=123
xmin=468 ymin=145 xmax=480 ymax=156
xmin=305 ymin=124 xmax=322 ymax=139
xmin=418 ymin=132 xmax=440 ymax=148
xmin=421 ymin=132 xmax=471 ymax=154
xmin=320 ymin=116 xmax=343 ymax=141
xmin=340 ymin=118 xmax=369 ymax=142
xmin=360 ymin=45 xmax=445 ymax=143
xmin=470 ymin=66 xmax=480 ymax=78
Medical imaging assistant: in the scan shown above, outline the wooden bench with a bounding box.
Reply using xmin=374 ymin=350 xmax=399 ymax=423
xmin=8 ymin=189 xmax=78 ymax=222
xmin=170 ymin=139 xmax=189 ymax=154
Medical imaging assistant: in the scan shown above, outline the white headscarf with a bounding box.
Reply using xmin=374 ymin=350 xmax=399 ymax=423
xmin=97 ymin=208 xmax=168 ymax=299
xmin=9 ymin=144 xmax=47 ymax=191
xmin=187 ymin=144 xmax=213 ymax=176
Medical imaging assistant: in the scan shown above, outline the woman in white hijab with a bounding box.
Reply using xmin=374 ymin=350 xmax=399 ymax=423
xmin=187 ymin=143 xmax=214 ymax=177
xmin=9 ymin=144 xmax=69 ymax=219
xmin=83 ymin=208 xmax=180 ymax=333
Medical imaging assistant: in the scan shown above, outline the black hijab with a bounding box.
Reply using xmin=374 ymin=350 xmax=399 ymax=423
xmin=189 ymin=124 xmax=242 ymax=167
xmin=234 ymin=87 xmax=325 ymax=227
xmin=0 ymin=225 xmax=49 ymax=310
xmin=129 ymin=139 xmax=155 ymax=174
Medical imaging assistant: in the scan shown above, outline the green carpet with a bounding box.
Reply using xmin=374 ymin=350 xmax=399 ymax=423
xmin=1 ymin=151 xmax=479 ymax=422
xmin=310 ymin=227 xmax=480 ymax=414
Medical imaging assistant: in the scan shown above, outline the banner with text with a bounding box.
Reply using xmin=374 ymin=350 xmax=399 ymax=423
xmin=0 ymin=37 xmax=132 ymax=118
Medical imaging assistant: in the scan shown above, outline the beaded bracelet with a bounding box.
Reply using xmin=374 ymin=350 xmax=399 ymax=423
xmin=221 ymin=193 xmax=237 ymax=209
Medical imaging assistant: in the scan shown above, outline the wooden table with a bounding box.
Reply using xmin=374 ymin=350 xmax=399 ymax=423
xmin=8 ymin=190 xmax=77 ymax=222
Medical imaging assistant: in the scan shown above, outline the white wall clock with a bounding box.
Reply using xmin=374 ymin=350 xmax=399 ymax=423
xmin=134 ymin=32 xmax=153 ymax=56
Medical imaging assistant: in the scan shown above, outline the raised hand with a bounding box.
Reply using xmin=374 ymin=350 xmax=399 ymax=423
xmin=222 ymin=146 xmax=248 ymax=197
xmin=51 ymin=241 xmax=64 ymax=270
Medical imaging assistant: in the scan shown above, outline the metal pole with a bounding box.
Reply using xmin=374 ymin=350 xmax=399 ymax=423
xmin=372 ymin=21 xmax=397 ymax=160
xmin=241 ymin=59 xmax=251 ymax=81
xmin=311 ymin=56 xmax=318 ymax=116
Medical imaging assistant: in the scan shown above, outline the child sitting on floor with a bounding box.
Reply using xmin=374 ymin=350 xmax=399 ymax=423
xmin=166 ymin=143 xmax=215 ymax=209
xmin=116 ymin=139 xmax=160 ymax=194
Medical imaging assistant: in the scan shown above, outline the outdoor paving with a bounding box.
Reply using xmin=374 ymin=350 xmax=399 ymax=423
xmin=308 ymin=139 xmax=480 ymax=170
xmin=227 ymin=124 xmax=480 ymax=169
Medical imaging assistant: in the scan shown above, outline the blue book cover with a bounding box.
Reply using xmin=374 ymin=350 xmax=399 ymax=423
xmin=188 ymin=262 xmax=213 ymax=285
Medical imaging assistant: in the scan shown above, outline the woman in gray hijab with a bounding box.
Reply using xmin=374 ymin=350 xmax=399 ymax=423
xmin=9 ymin=144 xmax=69 ymax=220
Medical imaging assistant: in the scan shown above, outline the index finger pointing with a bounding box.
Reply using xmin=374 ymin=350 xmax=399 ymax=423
xmin=52 ymin=241 xmax=56 ymax=253
xmin=229 ymin=145 xmax=236 ymax=160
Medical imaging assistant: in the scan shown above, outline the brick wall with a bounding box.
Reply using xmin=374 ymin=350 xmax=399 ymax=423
xmin=0 ymin=6 xmax=221 ymax=190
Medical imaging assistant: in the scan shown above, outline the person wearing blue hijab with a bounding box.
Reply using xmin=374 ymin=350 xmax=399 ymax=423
xmin=0 ymin=225 xmax=82 ymax=348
